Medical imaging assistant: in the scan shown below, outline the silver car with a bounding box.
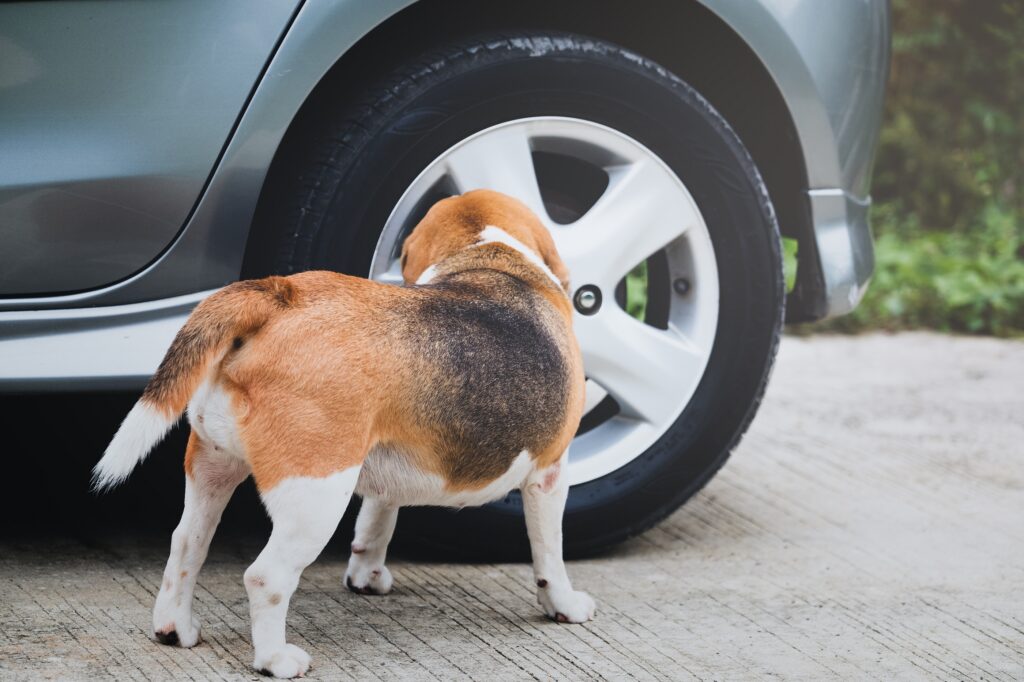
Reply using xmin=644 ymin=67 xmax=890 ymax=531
xmin=0 ymin=0 xmax=889 ymax=554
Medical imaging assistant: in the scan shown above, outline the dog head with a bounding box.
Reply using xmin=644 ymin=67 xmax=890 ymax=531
xmin=400 ymin=190 xmax=570 ymax=292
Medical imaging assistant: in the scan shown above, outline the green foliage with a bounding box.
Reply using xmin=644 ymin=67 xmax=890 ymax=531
xmin=874 ymin=0 xmax=1024 ymax=234
xmin=625 ymin=262 xmax=647 ymax=321
xmin=782 ymin=238 xmax=798 ymax=293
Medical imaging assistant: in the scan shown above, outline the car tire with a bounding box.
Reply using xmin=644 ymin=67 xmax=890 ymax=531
xmin=254 ymin=32 xmax=784 ymax=559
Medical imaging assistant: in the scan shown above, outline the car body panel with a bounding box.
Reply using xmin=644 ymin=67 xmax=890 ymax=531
xmin=0 ymin=0 xmax=413 ymax=311
xmin=704 ymin=0 xmax=890 ymax=197
xmin=0 ymin=0 xmax=299 ymax=295
xmin=0 ymin=0 xmax=888 ymax=389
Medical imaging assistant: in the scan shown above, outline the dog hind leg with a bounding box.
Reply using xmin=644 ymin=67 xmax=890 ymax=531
xmin=244 ymin=466 xmax=361 ymax=679
xmin=153 ymin=432 xmax=249 ymax=647
xmin=522 ymin=453 xmax=596 ymax=623
xmin=345 ymin=497 xmax=399 ymax=595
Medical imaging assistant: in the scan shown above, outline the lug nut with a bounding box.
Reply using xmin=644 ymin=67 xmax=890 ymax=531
xmin=573 ymin=285 xmax=602 ymax=315
xmin=673 ymin=278 xmax=691 ymax=295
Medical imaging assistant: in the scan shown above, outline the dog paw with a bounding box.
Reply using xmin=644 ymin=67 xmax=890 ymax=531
xmin=255 ymin=643 xmax=311 ymax=679
xmin=153 ymin=615 xmax=201 ymax=648
xmin=538 ymin=587 xmax=596 ymax=624
xmin=345 ymin=564 xmax=393 ymax=595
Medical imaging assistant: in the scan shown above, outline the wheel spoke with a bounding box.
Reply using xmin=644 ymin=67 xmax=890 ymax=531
xmin=582 ymin=378 xmax=609 ymax=415
xmin=554 ymin=159 xmax=697 ymax=289
xmin=575 ymin=306 xmax=707 ymax=425
xmin=375 ymin=258 xmax=404 ymax=285
xmin=444 ymin=126 xmax=547 ymax=220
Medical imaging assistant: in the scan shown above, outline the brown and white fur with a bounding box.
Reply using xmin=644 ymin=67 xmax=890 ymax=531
xmin=93 ymin=190 xmax=594 ymax=678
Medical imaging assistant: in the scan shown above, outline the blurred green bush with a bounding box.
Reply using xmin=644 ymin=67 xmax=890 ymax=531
xmin=813 ymin=0 xmax=1024 ymax=336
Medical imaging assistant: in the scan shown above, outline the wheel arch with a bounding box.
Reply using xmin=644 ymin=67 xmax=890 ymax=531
xmin=242 ymin=0 xmax=823 ymax=315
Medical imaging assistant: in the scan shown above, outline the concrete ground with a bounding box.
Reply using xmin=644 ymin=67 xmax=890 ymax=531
xmin=2 ymin=333 xmax=1023 ymax=680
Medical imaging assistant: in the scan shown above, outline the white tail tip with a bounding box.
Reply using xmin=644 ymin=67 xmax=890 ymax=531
xmin=92 ymin=401 xmax=175 ymax=492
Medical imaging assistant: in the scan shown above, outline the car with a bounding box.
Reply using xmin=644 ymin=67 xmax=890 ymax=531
xmin=0 ymin=0 xmax=890 ymax=556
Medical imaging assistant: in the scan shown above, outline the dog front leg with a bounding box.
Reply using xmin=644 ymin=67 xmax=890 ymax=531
xmin=153 ymin=434 xmax=248 ymax=647
xmin=245 ymin=466 xmax=360 ymax=679
xmin=345 ymin=496 xmax=399 ymax=595
xmin=522 ymin=455 xmax=596 ymax=623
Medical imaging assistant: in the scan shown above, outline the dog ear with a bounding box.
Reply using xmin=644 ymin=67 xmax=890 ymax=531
xmin=534 ymin=225 xmax=571 ymax=293
xmin=398 ymin=237 xmax=415 ymax=283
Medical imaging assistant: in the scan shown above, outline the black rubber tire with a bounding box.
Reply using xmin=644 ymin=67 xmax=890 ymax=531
xmin=257 ymin=33 xmax=784 ymax=559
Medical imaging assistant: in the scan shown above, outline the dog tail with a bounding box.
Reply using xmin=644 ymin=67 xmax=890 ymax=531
xmin=91 ymin=277 xmax=296 ymax=491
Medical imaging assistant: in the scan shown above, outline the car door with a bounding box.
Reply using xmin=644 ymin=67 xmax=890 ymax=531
xmin=0 ymin=0 xmax=299 ymax=296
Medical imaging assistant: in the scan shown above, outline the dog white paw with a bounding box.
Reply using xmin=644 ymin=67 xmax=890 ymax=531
xmin=345 ymin=562 xmax=393 ymax=596
xmin=538 ymin=587 xmax=596 ymax=624
xmin=153 ymin=615 xmax=201 ymax=648
xmin=254 ymin=643 xmax=311 ymax=679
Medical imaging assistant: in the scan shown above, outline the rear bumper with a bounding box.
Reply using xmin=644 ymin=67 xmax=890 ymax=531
xmin=788 ymin=189 xmax=874 ymax=322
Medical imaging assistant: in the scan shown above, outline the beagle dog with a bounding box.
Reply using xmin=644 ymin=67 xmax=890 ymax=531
xmin=93 ymin=189 xmax=595 ymax=678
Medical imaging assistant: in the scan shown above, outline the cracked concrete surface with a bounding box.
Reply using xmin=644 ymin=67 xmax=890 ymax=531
xmin=1 ymin=333 xmax=1022 ymax=680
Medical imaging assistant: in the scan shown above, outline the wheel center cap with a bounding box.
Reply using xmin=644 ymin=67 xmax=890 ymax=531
xmin=573 ymin=284 xmax=602 ymax=315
